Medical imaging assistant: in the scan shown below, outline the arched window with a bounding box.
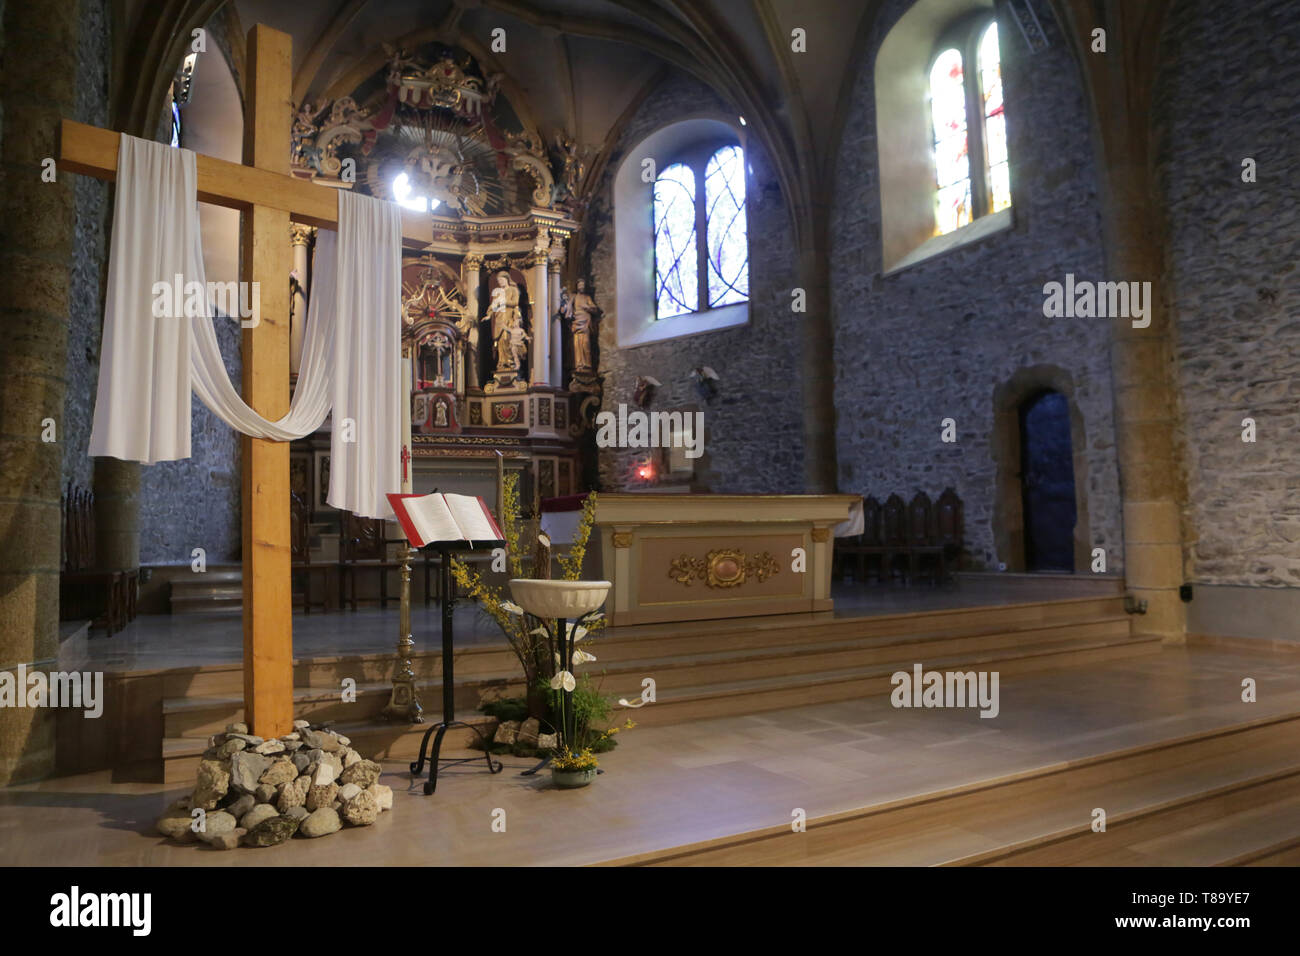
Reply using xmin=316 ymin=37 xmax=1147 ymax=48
xmin=653 ymin=163 xmax=698 ymax=318
xmin=705 ymin=145 xmax=748 ymax=308
xmin=653 ymin=144 xmax=748 ymax=319
xmin=928 ymin=19 xmax=1010 ymax=236
xmin=979 ymin=22 xmax=1011 ymax=215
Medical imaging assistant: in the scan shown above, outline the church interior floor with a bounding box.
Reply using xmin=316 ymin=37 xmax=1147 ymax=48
xmin=6 ymin=643 xmax=1300 ymax=866
xmin=58 ymin=572 xmax=1122 ymax=673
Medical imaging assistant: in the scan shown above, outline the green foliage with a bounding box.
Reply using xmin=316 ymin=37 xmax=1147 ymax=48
xmin=547 ymin=673 xmax=614 ymax=749
xmin=480 ymin=697 xmax=530 ymax=723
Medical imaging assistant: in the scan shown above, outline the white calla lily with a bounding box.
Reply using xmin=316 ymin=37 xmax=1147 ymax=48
xmin=568 ymin=624 xmax=589 ymax=643
xmin=501 ymin=601 xmax=524 ymax=616
xmin=549 ymin=670 xmax=576 ymax=692
xmin=572 ymin=649 xmax=596 ymax=665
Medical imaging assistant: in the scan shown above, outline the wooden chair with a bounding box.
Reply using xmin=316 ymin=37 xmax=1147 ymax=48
xmin=59 ymin=483 xmax=138 ymax=635
xmin=338 ymin=512 xmax=402 ymax=610
xmin=907 ymin=491 xmax=945 ymax=586
xmin=936 ymin=488 xmax=964 ymax=584
xmin=881 ymin=493 xmax=909 ymax=584
xmin=291 ymin=492 xmax=329 ymax=614
xmin=836 ymin=496 xmax=888 ymax=584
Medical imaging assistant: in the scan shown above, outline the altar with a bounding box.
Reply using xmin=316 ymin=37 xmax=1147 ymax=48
xmin=592 ymin=494 xmax=859 ymax=626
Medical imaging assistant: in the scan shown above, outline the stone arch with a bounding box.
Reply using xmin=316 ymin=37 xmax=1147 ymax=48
xmin=991 ymin=365 xmax=1092 ymax=573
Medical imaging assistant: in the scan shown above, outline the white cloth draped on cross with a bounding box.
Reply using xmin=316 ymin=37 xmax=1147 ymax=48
xmin=88 ymin=134 xmax=401 ymax=519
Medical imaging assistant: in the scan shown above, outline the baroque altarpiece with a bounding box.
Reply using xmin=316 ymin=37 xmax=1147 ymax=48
xmin=285 ymin=44 xmax=603 ymax=527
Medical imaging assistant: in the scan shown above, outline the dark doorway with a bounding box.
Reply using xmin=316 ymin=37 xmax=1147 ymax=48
xmin=1019 ymin=390 xmax=1076 ymax=571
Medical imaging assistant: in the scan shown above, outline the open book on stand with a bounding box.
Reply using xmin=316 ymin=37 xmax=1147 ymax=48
xmin=386 ymin=492 xmax=505 ymax=549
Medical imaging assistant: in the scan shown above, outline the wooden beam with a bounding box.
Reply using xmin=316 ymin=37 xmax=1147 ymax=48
xmin=240 ymin=24 xmax=295 ymax=741
xmin=58 ymin=117 xmax=434 ymax=247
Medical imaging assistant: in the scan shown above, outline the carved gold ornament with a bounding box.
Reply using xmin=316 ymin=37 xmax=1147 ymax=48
xmin=811 ymin=527 xmax=830 ymax=543
xmin=668 ymin=549 xmax=780 ymax=588
xmin=612 ymin=532 xmax=634 ymax=549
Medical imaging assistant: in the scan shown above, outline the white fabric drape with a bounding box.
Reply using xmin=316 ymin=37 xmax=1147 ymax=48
xmin=325 ymin=191 xmax=402 ymax=519
xmin=89 ymin=135 xmax=196 ymax=463
xmin=89 ymin=133 xmax=402 ymax=519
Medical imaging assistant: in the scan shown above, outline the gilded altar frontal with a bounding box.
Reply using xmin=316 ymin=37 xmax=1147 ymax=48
xmin=2 ymin=0 xmax=1299 ymax=908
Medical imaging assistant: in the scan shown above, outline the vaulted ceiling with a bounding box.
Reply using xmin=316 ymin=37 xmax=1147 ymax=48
xmin=117 ymin=0 xmax=887 ymax=244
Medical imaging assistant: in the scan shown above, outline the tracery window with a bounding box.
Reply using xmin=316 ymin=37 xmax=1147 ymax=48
xmin=928 ymin=19 xmax=1010 ymax=236
xmin=653 ymin=144 xmax=748 ymax=319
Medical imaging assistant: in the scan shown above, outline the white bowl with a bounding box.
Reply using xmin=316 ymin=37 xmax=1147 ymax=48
xmin=508 ymin=579 xmax=611 ymax=619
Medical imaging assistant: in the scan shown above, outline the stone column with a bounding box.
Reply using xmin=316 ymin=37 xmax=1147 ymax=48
xmin=548 ymin=255 xmax=564 ymax=387
xmin=289 ymin=223 xmax=314 ymax=377
xmin=1058 ymin=0 xmax=1187 ymax=642
xmin=1105 ymin=166 xmax=1187 ymax=641
xmin=527 ymin=249 xmax=550 ymax=387
xmin=463 ymin=253 xmax=483 ymax=389
xmin=93 ymin=459 xmax=140 ymax=571
xmin=0 ymin=0 xmax=80 ymax=784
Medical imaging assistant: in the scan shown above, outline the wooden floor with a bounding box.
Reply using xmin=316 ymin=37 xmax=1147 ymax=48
xmin=5 ymin=643 xmax=1300 ymax=866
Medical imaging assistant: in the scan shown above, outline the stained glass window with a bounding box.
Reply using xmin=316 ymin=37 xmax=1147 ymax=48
xmin=979 ymin=22 xmax=1011 ymax=213
xmin=653 ymin=162 xmax=698 ymax=319
xmin=705 ymin=145 xmax=748 ymax=308
xmin=929 ymin=48 xmax=971 ymax=235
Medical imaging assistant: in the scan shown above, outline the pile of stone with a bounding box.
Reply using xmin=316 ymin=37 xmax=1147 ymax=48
xmin=156 ymin=720 xmax=393 ymax=850
xmin=492 ymin=716 xmax=557 ymax=750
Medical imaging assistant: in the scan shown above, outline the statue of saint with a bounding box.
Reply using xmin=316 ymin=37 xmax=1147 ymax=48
xmin=488 ymin=271 xmax=524 ymax=374
xmin=455 ymin=311 xmax=478 ymax=388
xmin=563 ymin=278 xmax=600 ymax=374
xmin=508 ymin=314 xmax=531 ymax=371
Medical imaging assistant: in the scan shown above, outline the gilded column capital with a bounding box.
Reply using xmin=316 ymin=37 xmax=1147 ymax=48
xmin=463 ymin=253 xmax=485 ymax=271
xmin=289 ymin=223 xmax=316 ymax=246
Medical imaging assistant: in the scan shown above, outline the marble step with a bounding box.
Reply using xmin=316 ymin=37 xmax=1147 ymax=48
xmin=160 ymin=615 xmax=1132 ymax=737
xmin=596 ymin=709 xmax=1300 ymax=866
xmin=604 ymin=631 xmax=1160 ymax=727
xmin=170 ymin=569 xmax=243 ymax=615
xmin=164 ymin=632 xmax=1154 ymax=787
xmin=161 ymin=596 xmax=1129 ymax=698
xmin=1018 ymin=772 xmax=1300 ymax=866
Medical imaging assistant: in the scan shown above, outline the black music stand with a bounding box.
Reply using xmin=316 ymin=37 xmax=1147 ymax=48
xmin=408 ymin=543 xmax=504 ymax=794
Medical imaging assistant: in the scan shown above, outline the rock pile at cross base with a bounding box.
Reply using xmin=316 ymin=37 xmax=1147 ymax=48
xmin=156 ymin=720 xmax=393 ymax=849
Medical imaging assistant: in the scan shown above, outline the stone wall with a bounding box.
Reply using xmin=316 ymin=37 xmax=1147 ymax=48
xmin=138 ymin=320 xmax=243 ymax=565
xmin=63 ymin=0 xmax=110 ymax=494
xmin=1155 ymin=0 xmax=1300 ymax=589
xmin=828 ymin=0 xmax=1123 ymax=570
xmin=582 ymin=71 xmax=805 ymax=494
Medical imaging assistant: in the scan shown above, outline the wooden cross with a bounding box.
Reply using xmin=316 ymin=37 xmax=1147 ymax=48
xmin=59 ymin=24 xmax=431 ymax=739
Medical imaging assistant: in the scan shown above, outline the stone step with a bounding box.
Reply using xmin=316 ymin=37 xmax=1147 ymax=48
xmin=160 ymin=615 xmax=1131 ymax=737
xmin=980 ymin=768 xmax=1300 ymax=866
xmin=607 ymin=632 xmax=1161 ymax=727
xmin=170 ymin=570 xmax=244 ymax=615
xmin=597 ymin=710 xmax=1300 ymax=866
xmin=160 ymin=596 xmax=1129 ymax=698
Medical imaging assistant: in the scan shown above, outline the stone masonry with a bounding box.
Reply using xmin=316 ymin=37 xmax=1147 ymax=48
xmin=584 ymin=71 xmax=806 ymax=496
xmin=1155 ymin=0 xmax=1300 ymax=588
xmin=828 ymin=0 xmax=1123 ymax=570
